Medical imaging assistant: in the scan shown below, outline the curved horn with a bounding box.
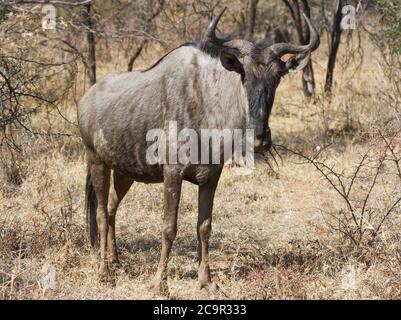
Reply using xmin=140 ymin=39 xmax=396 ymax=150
xmin=204 ymin=7 xmax=227 ymax=43
xmin=268 ymin=14 xmax=320 ymax=57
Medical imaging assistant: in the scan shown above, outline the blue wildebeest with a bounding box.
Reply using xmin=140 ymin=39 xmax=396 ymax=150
xmin=78 ymin=8 xmax=319 ymax=296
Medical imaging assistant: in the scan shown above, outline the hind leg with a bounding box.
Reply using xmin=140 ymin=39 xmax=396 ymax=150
xmin=90 ymin=162 xmax=111 ymax=277
xmin=107 ymin=170 xmax=134 ymax=265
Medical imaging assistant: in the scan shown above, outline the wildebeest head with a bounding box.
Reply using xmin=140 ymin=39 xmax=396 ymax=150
xmin=203 ymin=8 xmax=320 ymax=153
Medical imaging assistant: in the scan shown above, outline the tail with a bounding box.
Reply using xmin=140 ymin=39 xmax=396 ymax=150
xmin=85 ymin=167 xmax=98 ymax=247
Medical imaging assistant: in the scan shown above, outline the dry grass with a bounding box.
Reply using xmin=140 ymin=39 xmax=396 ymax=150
xmin=1 ymin=31 xmax=401 ymax=300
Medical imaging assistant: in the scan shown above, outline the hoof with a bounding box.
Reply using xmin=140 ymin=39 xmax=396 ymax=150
xmin=106 ymin=262 xmax=125 ymax=285
xmin=98 ymin=263 xmax=109 ymax=282
xmin=200 ymin=281 xmax=220 ymax=298
xmin=108 ymin=260 xmax=121 ymax=271
xmin=108 ymin=254 xmax=120 ymax=265
xmin=151 ymin=276 xmax=169 ymax=297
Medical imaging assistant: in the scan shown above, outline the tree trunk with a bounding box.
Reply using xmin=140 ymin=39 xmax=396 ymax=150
xmin=83 ymin=3 xmax=96 ymax=86
xmin=300 ymin=0 xmax=315 ymax=97
xmin=325 ymin=0 xmax=344 ymax=93
xmin=282 ymin=0 xmax=315 ymax=97
xmin=245 ymin=0 xmax=259 ymax=41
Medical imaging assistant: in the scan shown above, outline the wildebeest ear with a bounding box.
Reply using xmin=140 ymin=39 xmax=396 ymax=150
xmin=285 ymin=52 xmax=310 ymax=74
xmin=220 ymin=50 xmax=243 ymax=74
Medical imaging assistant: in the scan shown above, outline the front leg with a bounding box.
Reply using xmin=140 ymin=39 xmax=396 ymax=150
xmin=152 ymin=165 xmax=183 ymax=296
xmin=197 ymin=174 xmax=221 ymax=296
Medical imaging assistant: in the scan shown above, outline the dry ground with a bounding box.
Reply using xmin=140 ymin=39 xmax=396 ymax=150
xmin=1 ymin=34 xmax=401 ymax=300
